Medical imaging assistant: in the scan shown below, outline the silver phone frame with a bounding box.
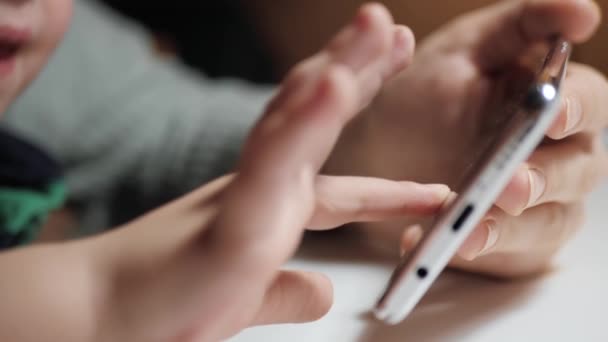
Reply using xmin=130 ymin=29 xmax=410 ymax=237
xmin=374 ymin=38 xmax=572 ymax=325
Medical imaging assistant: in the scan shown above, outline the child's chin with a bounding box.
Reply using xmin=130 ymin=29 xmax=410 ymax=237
xmin=0 ymin=62 xmax=28 ymax=113
xmin=0 ymin=84 xmax=21 ymax=116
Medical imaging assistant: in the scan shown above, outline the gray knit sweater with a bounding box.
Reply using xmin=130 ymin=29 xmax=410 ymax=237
xmin=2 ymin=1 xmax=273 ymax=233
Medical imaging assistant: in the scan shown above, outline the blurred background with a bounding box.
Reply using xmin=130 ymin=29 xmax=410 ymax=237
xmin=101 ymin=0 xmax=607 ymax=83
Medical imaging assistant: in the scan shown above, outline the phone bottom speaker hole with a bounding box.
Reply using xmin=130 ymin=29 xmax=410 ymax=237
xmin=417 ymin=267 xmax=429 ymax=279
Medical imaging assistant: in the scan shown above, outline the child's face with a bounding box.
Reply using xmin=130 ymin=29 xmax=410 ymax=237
xmin=0 ymin=0 xmax=72 ymax=114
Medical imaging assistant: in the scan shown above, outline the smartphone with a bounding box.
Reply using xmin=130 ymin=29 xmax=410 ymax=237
xmin=374 ymin=37 xmax=572 ymax=325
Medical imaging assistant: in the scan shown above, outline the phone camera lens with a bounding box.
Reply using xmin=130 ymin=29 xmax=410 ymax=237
xmin=524 ymin=84 xmax=554 ymax=111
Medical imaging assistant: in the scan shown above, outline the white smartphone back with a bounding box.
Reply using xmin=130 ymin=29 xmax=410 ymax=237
xmin=374 ymin=38 xmax=572 ymax=324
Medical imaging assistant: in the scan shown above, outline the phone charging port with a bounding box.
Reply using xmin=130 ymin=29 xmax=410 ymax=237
xmin=453 ymin=205 xmax=474 ymax=232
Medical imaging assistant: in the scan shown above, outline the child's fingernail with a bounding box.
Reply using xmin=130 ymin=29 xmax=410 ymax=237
xmin=564 ymin=97 xmax=582 ymax=135
xmin=527 ymin=168 xmax=546 ymax=207
xmin=334 ymin=7 xmax=385 ymax=70
xmin=391 ymin=26 xmax=415 ymax=66
xmin=427 ymin=184 xmax=450 ymax=195
xmin=478 ymin=220 xmax=499 ymax=257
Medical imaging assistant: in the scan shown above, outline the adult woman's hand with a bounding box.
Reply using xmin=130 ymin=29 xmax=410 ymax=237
xmin=326 ymin=0 xmax=607 ymax=278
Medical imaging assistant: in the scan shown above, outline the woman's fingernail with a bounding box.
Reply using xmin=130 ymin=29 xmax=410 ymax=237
xmin=478 ymin=220 xmax=499 ymax=256
xmin=459 ymin=219 xmax=499 ymax=261
xmin=564 ymin=97 xmax=582 ymax=134
xmin=527 ymin=168 xmax=547 ymax=207
xmin=400 ymin=224 xmax=424 ymax=257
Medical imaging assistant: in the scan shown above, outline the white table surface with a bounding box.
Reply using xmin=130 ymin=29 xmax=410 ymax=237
xmin=231 ymin=182 xmax=608 ymax=342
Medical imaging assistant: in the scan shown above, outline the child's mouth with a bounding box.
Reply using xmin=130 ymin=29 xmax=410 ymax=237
xmin=0 ymin=27 xmax=30 ymax=77
xmin=0 ymin=41 xmax=20 ymax=60
xmin=0 ymin=42 xmax=20 ymax=77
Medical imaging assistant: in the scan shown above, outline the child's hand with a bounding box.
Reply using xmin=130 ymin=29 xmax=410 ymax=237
xmin=0 ymin=5 xmax=448 ymax=342
xmin=86 ymin=5 xmax=446 ymax=341
xmin=0 ymin=6 xmax=446 ymax=341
